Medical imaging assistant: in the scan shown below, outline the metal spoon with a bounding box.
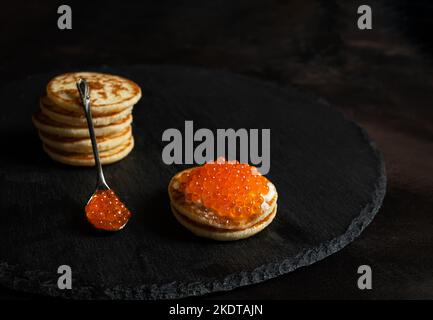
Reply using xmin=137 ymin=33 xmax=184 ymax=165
xmin=76 ymin=79 xmax=131 ymax=231
xmin=77 ymin=79 xmax=109 ymax=190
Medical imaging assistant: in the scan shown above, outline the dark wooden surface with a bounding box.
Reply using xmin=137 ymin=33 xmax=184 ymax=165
xmin=0 ymin=0 xmax=432 ymax=299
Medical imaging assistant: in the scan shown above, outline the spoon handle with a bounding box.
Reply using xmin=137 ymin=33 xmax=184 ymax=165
xmin=76 ymin=79 xmax=109 ymax=189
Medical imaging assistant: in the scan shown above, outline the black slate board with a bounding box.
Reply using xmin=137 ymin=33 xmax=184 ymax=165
xmin=0 ymin=66 xmax=386 ymax=299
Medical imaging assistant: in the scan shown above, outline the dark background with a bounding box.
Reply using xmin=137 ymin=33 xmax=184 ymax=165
xmin=1 ymin=0 xmax=432 ymax=299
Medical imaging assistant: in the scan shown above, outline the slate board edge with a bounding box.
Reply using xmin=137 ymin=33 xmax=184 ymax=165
xmin=0 ymin=67 xmax=387 ymax=299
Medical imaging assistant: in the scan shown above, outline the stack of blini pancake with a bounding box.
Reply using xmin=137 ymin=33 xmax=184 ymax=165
xmin=32 ymin=72 xmax=141 ymax=166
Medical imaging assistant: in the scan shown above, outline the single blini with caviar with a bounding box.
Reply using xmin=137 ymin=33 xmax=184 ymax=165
xmin=168 ymin=157 xmax=278 ymax=241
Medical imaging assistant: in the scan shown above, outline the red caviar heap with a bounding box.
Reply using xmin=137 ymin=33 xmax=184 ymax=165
xmin=85 ymin=189 xmax=131 ymax=231
xmin=178 ymin=158 xmax=269 ymax=219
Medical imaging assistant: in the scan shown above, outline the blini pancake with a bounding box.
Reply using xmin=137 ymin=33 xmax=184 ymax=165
xmin=40 ymin=96 xmax=133 ymax=127
xmin=32 ymin=111 xmax=132 ymax=138
xmin=168 ymin=165 xmax=278 ymax=241
xmin=46 ymin=72 xmax=142 ymax=115
xmin=171 ymin=203 xmax=277 ymax=241
xmin=38 ymin=126 xmax=132 ymax=153
xmin=168 ymin=168 xmax=278 ymax=230
xmin=43 ymin=136 xmax=134 ymax=166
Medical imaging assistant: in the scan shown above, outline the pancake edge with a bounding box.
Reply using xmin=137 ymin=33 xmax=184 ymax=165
xmin=42 ymin=136 xmax=134 ymax=166
xmin=171 ymin=202 xmax=277 ymax=241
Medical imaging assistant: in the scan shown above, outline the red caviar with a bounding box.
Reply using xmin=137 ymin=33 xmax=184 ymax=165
xmin=178 ymin=158 xmax=269 ymax=218
xmin=85 ymin=189 xmax=131 ymax=231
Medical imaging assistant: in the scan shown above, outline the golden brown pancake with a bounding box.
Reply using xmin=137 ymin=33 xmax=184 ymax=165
xmin=43 ymin=136 xmax=134 ymax=166
xmin=46 ymin=72 xmax=141 ymax=115
xmin=168 ymin=167 xmax=278 ymax=241
xmin=33 ymin=72 xmax=140 ymax=166
xmin=40 ymin=96 xmax=133 ymax=127
xmin=168 ymin=168 xmax=278 ymax=230
xmin=32 ymin=111 xmax=132 ymax=138
xmin=171 ymin=203 xmax=277 ymax=241
xmin=38 ymin=125 xmax=132 ymax=153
